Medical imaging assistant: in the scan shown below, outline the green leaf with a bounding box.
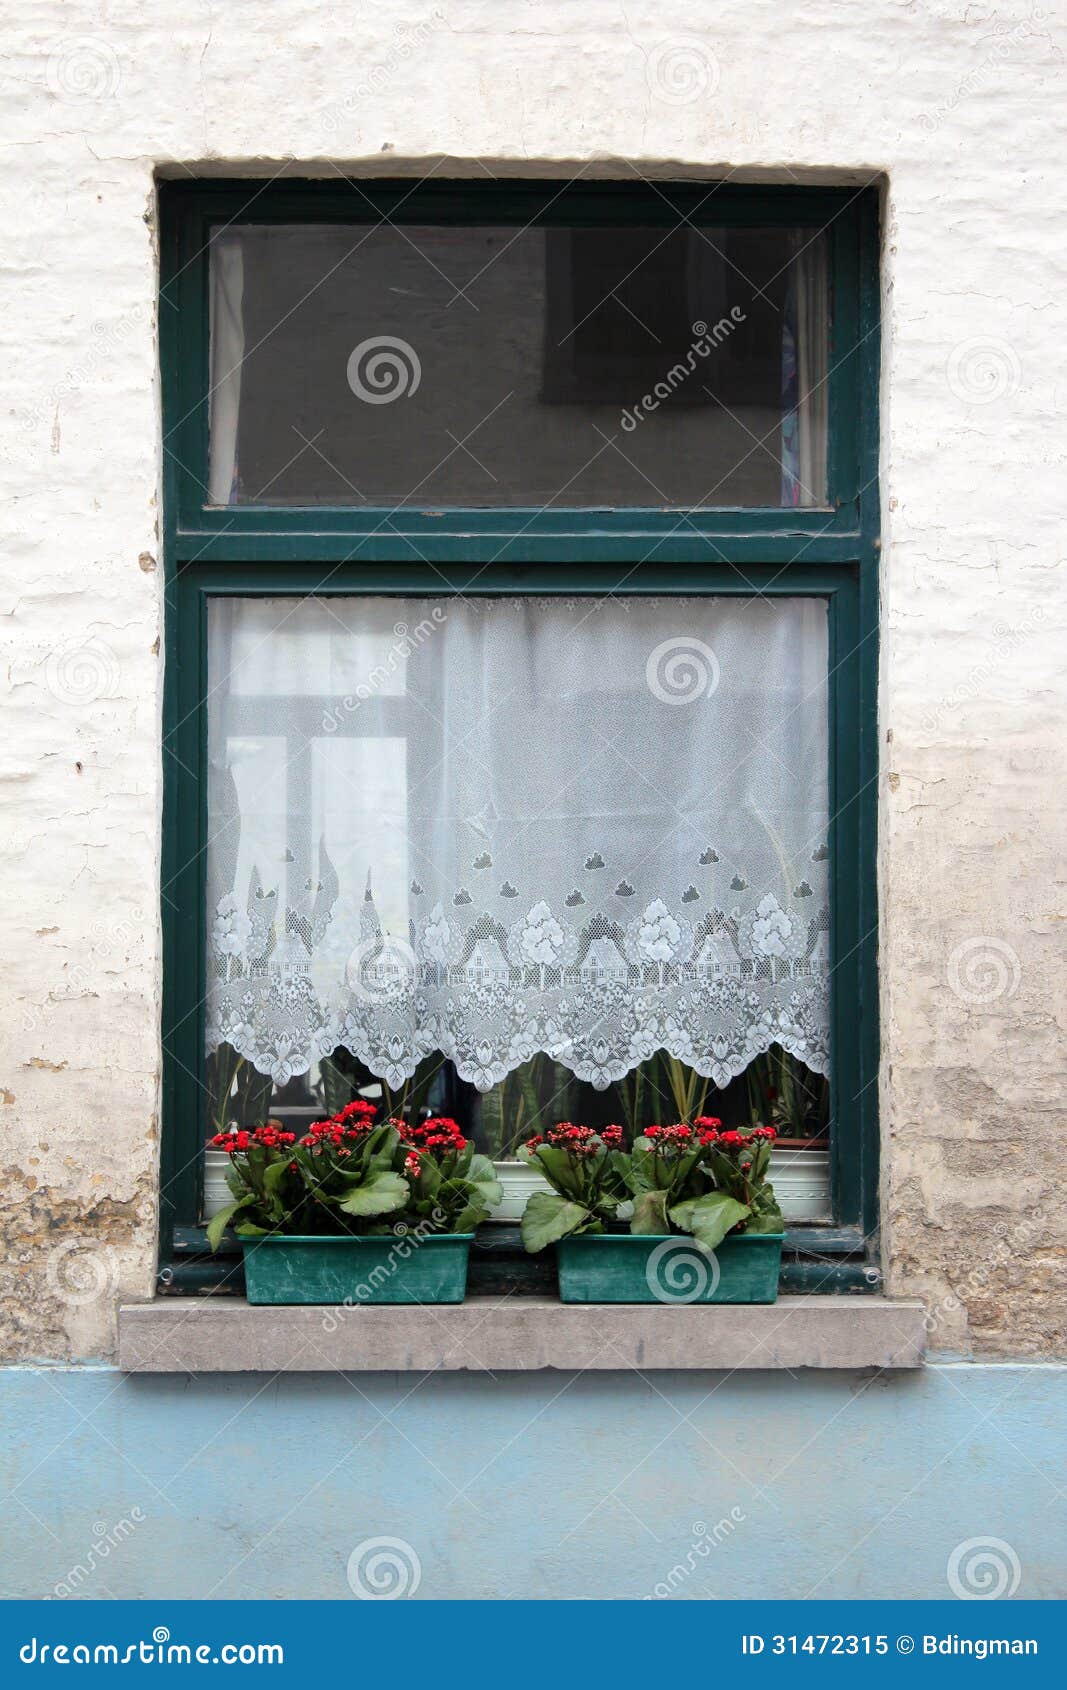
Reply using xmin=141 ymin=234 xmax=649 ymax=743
xmin=744 ymin=1202 xmax=784 ymax=1235
xmin=703 ymin=1146 xmax=742 ymax=1189
xmin=358 ymin=1123 xmax=400 ymax=1166
xmin=263 ymin=1159 xmax=293 ymax=1196
xmin=337 ymin=1170 xmax=409 ymax=1217
xmin=630 ymin=1190 xmax=670 ymax=1234
xmin=412 ymin=1157 xmax=442 ymax=1198
xmin=627 ymin=1141 xmax=659 ymax=1191
xmin=206 ymin=1199 xmax=250 ymax=1252
xmin=224 ymin=1167 xmax=246 ymax=1200
xmin=669 ymin=1192 xmax=750 ymax=1251
xmin=470 ymin=1189 xmax=503 ymax=1216
xmin=530 ymin=1144 xmax=583 ymax=1199
xmin=469 ymin=1178 xmax=503 ymax=1209
xmin=451 ymin=1202 xmax=490 ymax=1234
xmin=520 ymin=1190 xmax=590 ymax=1253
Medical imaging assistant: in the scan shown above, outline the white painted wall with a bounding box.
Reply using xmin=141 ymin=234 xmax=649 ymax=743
xmin=1 ymin=0 xmax=1064 ymax=1359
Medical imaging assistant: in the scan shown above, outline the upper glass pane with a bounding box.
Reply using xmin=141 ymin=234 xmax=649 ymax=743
xmin=208 ymin=223 xmax=829 ymax=509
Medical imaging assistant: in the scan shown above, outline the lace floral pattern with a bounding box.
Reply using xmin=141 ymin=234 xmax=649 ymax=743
xmin=207 ymin=877 xmax=829 ymax=1090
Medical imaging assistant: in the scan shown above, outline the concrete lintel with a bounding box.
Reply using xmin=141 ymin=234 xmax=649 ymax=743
xmin=119 ymin=1296 xmax=927 ymax=1373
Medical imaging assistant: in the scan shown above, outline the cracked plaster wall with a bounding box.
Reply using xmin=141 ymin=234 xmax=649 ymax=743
xmin=1 ymin=0 xmax=1065 ymax=1360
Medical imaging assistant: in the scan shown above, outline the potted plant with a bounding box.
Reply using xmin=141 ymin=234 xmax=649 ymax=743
xmin=745 ymin=1048 xmax=828 ymax=1147
xmin=206 ymin=1103 xmax=501 ymax=1304
xmin=519 ymin=1119 xmax=785 ymax=1304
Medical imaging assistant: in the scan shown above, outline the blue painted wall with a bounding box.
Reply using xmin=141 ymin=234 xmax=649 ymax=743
xmin=0 ymin=1364 xmax=1062 ymax=1601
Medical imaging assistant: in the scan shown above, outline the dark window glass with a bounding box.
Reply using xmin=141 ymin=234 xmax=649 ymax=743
xmin=208 ymin=223 xmax=829 ymax=509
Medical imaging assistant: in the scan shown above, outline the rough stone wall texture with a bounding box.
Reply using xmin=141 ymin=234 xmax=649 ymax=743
xmin=0 ymin=0 xmax=1064 ymax=1361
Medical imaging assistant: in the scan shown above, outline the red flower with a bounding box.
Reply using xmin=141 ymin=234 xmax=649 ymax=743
xmin=400 ymin=1116 xmax=467 ymax=1156
xmin=300 ymin=1107 xmax=379 ymax=1150
xmin=215 ymin=1123 xmax=298 ymax=1155
xmin=404 ymin=1152 xmax=421 ymax=1178
xmin=645 ymin=1123 xmax=694 ymax=1147
xmin=336 ymin=1099 xmax=376 ymax=1122
xmin=543 ymin=1122 xmax=600 ymax=1157
xmin=600 ymin=1124 xmax=623 ymax=1147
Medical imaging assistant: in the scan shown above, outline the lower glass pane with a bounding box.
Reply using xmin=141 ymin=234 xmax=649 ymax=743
xmin=202 ymin=589 xmax=833 ymax=1224
xmin=204 ymin=1041 xmax=828 ymax=1183
xmin=204 ymin=592 xmax=831 ymax=1100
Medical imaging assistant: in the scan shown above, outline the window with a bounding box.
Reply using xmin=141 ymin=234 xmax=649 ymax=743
xmin=207 ymin=220 xmax=828 ymax=508
xmin=160 ymin=180 xmax=880 ymax=1295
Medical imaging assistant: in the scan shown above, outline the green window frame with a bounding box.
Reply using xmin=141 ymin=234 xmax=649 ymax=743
xmin=158 ymin=178 xmax=881 ymax=1296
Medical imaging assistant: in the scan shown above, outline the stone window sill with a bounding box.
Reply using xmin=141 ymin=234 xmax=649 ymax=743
xmin=118 ymin=1296 xmax=926 ymax=1373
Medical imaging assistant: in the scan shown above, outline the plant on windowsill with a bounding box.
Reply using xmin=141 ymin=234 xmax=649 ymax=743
xmin=745 ymin=1047 xmax=829 ymax=1149
xmin=206 ymin=1103 xmax=501 ymax=1305
xmin=519 ymin=1119 xmax=784 ymax=1304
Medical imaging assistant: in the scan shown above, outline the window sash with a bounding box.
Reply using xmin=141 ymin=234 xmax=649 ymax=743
xmin=159 ymin=179 xmax=881 ymax=1292
xmin=161 ymin=563 xmax=875 ymax=1279
xmin=161 ymin=179 xmax=867 ymax=543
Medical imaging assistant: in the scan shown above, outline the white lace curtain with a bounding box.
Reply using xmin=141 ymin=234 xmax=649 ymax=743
xmin=206 ymin=595 xmax=830 ymax=1091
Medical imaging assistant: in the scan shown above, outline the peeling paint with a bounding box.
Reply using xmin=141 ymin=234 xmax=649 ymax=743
xmin=0 ymin=1175 xmax=158 ymax=1362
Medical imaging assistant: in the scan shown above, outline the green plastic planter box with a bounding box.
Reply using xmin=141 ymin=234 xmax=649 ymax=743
xmin=242 ymin=1233 xmax=473 ymax=1306
xmin=557 ymin=1232 xmax=784 ymax=1304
